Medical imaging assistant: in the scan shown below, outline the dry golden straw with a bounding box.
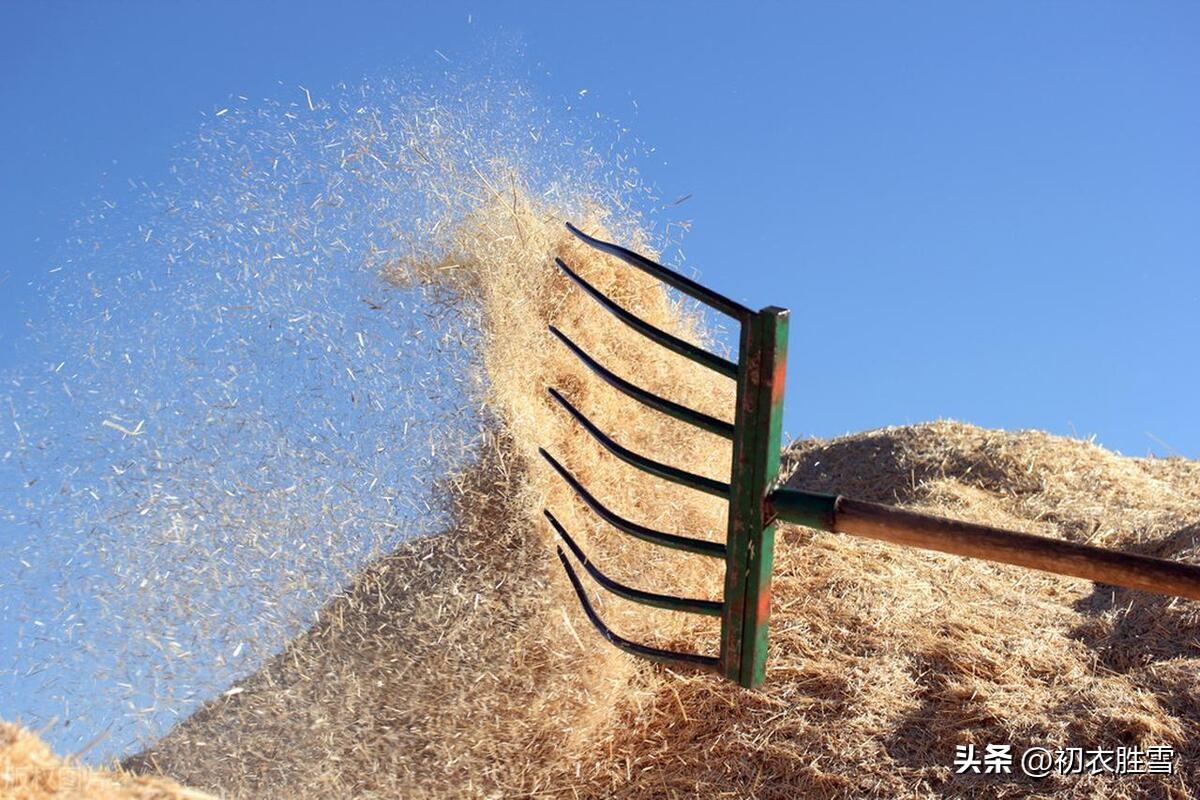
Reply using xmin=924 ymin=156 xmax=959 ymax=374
xmin=122 ymin=191 xmax=1199 ymax=799
xmin=7 ymin=79 xmax=1197 ymax=800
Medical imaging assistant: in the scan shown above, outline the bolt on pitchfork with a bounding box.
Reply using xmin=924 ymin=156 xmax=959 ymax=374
xmin=541 ymin=222 xmax=1200 ymax=689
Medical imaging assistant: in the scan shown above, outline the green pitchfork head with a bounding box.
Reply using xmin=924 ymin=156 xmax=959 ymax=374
xmin=541 ymin=223 xmax=789 ymax=688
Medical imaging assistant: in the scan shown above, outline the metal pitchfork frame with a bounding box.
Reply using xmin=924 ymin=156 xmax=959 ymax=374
xmin=542 ymin=222 xmax=1200 ymax=689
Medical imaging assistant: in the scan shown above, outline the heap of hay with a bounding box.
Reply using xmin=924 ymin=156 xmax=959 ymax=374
xmin=122 ymin=198 xmax=1199 ymax=798
xmin=0 ymin=723 xmax=211 ymax=800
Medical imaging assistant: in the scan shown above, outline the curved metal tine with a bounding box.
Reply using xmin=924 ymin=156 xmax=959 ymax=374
xmin=544 ymin=509 xmax=723 ymax=617
xmin=547 ymin=387 xmax=731 ymax=499
xmin=549 ymin=326 xmax=735 ymax=441
xmin=539 ymin=448 xmax=725 ymax=559
xmin=553 ymin=257 xmax=738 ymax=380
xmin=564 ymin=222 xmax=753 ymax=323
xmin=556 ymin=547 xmax=721 ymax=672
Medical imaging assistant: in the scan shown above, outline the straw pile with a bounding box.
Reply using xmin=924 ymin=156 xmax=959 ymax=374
xmin=0 ymin=722 xmax=212 ymax=799
xmin=121 ymin=196 xmax=1200 ymax=799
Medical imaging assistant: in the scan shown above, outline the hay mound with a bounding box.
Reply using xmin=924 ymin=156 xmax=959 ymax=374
xmin=0 ymin=723 xmax=212 ymax=799
xmin=122 ymin=199 xmax=1199 ymax=799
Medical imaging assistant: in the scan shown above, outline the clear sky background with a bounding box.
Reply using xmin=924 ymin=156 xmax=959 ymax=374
xmin=2 ymin=0 xmax=1198 ymax=459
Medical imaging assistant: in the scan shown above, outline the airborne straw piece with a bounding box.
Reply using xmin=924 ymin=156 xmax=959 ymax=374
xmin=102 ymin=419 xmax=145 ymax=437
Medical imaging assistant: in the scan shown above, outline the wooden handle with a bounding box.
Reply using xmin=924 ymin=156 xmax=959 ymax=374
xmin=834 ymin=497 xmax=1200 ymax=601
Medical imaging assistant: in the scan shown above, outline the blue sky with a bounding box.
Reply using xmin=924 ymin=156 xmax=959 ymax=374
xmin=1 ymin=0 xmax=1197 ymax=461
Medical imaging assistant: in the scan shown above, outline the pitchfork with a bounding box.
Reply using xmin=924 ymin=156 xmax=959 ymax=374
xmin=542 ymin=222 xmax=1200 ymax=688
